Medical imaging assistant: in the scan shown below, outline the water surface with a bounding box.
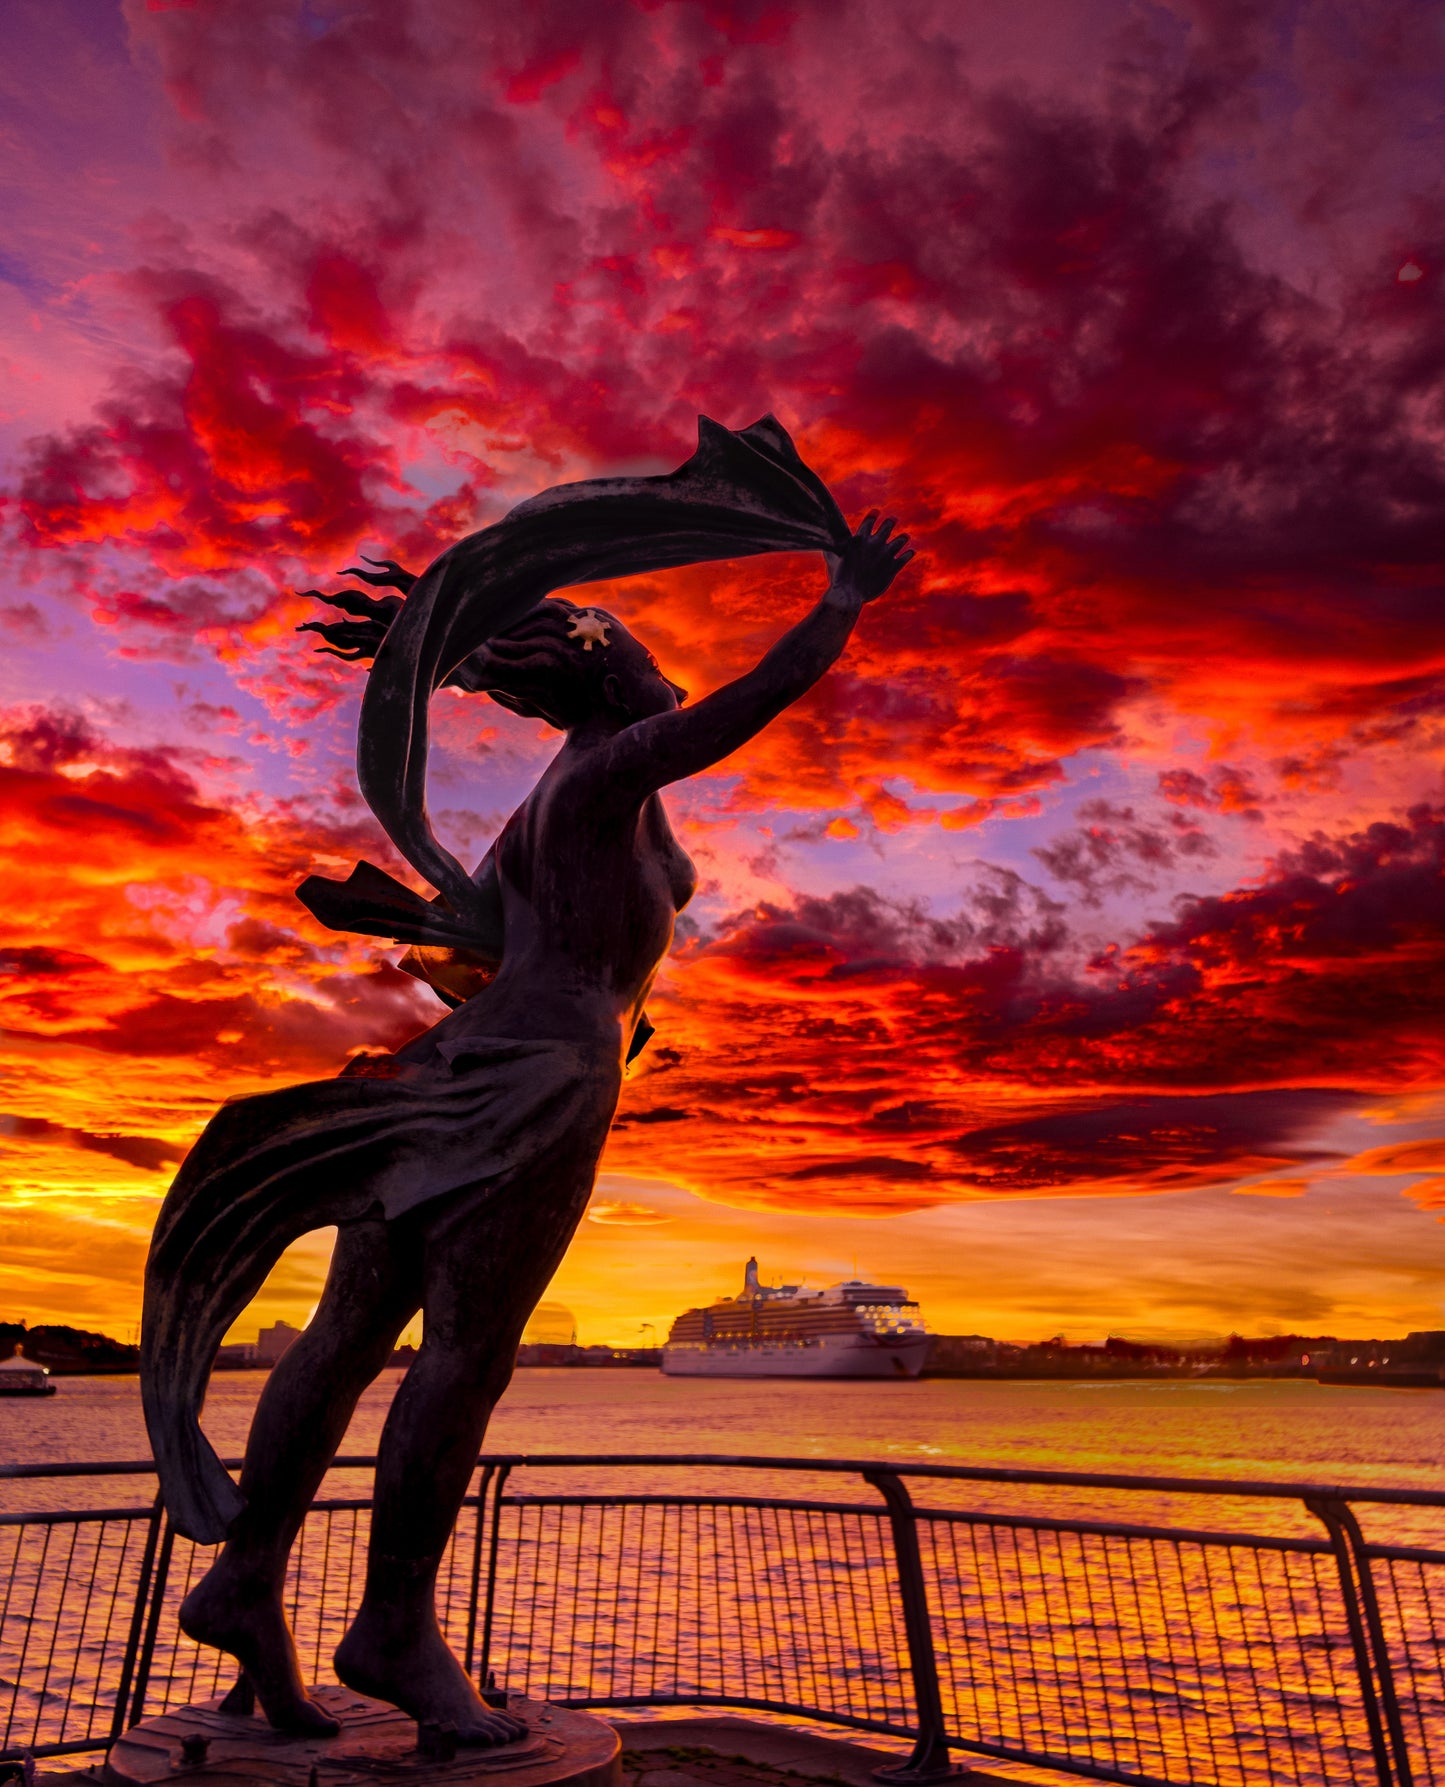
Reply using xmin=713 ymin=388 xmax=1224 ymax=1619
xmin=5 ymin=1369 xmax=1444 ymax=1537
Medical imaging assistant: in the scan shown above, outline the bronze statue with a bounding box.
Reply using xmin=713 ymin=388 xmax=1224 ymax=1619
xmin=138 ymin=417 xmax=912 ymax=1743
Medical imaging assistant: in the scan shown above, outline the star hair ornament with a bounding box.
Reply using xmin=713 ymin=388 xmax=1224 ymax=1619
xmin=566 ymin=610 xmax=612 ymax=651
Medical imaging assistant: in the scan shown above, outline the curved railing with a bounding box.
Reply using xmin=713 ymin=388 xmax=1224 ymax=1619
xmin=2 ymin=1453 xmax=1442 ymax=1787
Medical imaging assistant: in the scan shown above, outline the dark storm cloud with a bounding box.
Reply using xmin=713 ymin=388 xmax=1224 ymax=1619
xmin=0 ymin=1113 xmax=182 ymax=1174
xmin=1034 ymin=798 xmax=1219 ymax=905
xmin=948 ymin=1089 xmax=1355 ymax=1192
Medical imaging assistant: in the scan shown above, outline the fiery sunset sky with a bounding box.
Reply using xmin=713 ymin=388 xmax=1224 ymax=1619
xmin=2 ymin=0 xmax=1443 ymax=1349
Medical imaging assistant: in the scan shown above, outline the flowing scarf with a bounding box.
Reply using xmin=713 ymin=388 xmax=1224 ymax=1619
xmin=347 ymin=413 xmax=849 ymax=927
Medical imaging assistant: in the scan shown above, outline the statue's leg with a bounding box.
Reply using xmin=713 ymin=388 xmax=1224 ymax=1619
xmin=334 ymin=1153 xmax=596 ymax=1741
xmin=180 ymin=1216 xmax=422 ymax=1735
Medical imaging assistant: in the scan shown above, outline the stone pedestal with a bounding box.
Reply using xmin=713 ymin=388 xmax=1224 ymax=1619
xmin=103 ymin=1690 xmax=621 ymax=1787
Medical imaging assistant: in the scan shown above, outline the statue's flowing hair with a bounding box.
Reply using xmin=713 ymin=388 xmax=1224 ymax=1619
xmin=301 ymin=573 xmax=613 ymax=732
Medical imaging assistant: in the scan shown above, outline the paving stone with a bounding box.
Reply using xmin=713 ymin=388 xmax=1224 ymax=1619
xmin=612 ymin=1718 xmax=1010 ymax=1787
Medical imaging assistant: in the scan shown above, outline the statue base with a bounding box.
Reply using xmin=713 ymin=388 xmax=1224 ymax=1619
xmin=103 ymin=1690 xmax=621 ymax=1787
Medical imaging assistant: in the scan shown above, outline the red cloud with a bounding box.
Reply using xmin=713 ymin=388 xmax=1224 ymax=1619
xmin=601 ymin=806 xmax=1444 ymax=1208
xmin=19 ymin=274 xmax=398 ymax=571
xmin=0 ymin=1 xmax=1440 ymax=1266
xmin=14 ymin=1 xmax=1444 ymax=816
xmin=0 ymin=705 xmax=436 ymax=1175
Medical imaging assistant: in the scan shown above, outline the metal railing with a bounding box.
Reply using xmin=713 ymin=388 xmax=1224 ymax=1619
xmin=2 ymin=1453 xmax=1443 ymax=1787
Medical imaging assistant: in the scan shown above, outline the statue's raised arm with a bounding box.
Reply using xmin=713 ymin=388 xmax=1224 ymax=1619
xmin=584 ymin=511 xmax=911 ymax=802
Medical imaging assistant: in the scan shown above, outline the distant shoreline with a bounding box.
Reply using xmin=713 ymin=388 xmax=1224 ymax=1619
xmin=15 ymin=1363 xmax=1444 ymax=1389
xmin=921 ymin=1365 xmax=1444 ymax=1388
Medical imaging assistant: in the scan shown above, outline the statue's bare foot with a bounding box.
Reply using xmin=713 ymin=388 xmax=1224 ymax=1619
xmin=180 ymin=1564 xmax=340 ymax=1738
xmin=334 ymin=1617 xmax=527 ymax=1745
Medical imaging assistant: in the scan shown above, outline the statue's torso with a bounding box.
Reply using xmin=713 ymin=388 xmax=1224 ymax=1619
xmin=400 ymin=746 xmax=696 ymax=1065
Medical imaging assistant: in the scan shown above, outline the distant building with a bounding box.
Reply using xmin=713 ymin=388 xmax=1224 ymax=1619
xmin=1307 ymin=1331 xmax=1445 ymax=1385
xmin=514 ymin=1341 xmax=661 ymax=1368
xmin=255 ymin=1321 xmax=303 ymax=1365
xmin=924 ymin=1334 xmax=998 ymax=1373
xmin=921 ymin=1330 xmax=1354 ymax=1379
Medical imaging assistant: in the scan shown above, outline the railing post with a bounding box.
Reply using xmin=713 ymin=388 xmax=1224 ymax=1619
xmin=125 ymin=1520 xmax=176 ymax=1729
xmin=1308 ymin=1498 xmax=1414 ymax=1787
xmin=108 ymin=1495 xmax=165 ymax=1746
xmin=864 ymin=1470 xmax=955 ymax=1782
xmin=476 ymin=1464 xmax=512 ymax=1692
xmin=464 ymin=1464 xmax=495 ymax=1678
xmin=1305 ymin=1496 xmax=1408 ymax=1787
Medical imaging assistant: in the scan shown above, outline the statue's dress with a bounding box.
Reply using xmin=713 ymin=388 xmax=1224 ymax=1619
xmin=143 ymin=1028 xmax=621 ymax=1543
xmin=140 ymin=416 xmax=850 ymax=1545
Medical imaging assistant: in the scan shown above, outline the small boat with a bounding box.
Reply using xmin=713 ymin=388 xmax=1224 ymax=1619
xmin=662 ymin=1257 xmax=930 ymax=1379
xmin=0 ymin=1344 xmax=57 ymax=1396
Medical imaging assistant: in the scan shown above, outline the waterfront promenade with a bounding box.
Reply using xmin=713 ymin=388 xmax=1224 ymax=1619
xmin=38 ymin=1714 xmax=1005 ymax=1787
xmin=7 ymin=1377 xmax=1445 ymax=1786
xmin=5 ymin=1446 xmax=1444 ymax=1787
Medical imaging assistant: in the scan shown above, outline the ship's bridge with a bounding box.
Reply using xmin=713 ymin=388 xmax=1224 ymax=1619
xmin=735 ymin=1256 xmax=803 ymax=1301
xmin=820 ymin=1279 xmax=926 ymax=1334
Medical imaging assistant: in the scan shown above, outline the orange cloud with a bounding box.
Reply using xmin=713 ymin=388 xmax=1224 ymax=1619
xmin=1402 ymin=1177 xmax=1445 ymax=1212
xmin=0 ymin=704 xmax=435 ymax=1169
xmin=586 ymin=1201 xmax=673 ymax=1226
xmin=1343 ymin=1138 xmax=1445 ymax=1176
xmin=604 ymin=804 xmax=1443 ymax=1210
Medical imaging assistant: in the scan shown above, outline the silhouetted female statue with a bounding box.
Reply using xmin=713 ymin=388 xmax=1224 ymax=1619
xmin=139 ymin=417 xmax=911 ymax=1742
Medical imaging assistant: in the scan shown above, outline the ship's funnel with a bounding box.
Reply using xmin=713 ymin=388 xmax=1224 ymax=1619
xmin=743 ymin=1256 xmax=761 ymax=1295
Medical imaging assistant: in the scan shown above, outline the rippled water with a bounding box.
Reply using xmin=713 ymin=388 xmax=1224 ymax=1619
xmin=6 ymin=1366 xmax=1445 ymax=1478
xmin=6 ymin=1368 xmax=1445 ymax=1531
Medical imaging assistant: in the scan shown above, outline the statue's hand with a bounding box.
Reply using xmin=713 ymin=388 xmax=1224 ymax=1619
xmin=825 ymin=511 xmax=914 ymax=609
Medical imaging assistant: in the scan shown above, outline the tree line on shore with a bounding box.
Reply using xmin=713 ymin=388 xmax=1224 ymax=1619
xmin=8 ymin=1318 xmax=1445 ymax=1385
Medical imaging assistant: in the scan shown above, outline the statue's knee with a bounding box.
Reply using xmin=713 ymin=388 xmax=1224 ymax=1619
xmin=286 ymin=1309 xmax=399 ymax=1379
xmin=416 ymin=1331 xmax=514 ymax=1394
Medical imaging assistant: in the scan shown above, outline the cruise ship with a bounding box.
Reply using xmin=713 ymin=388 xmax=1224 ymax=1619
xmin=661 ymin=1258 xmax=929 ymax=1378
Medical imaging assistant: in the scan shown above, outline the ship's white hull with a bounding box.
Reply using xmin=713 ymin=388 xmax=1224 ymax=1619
xmin=662 ymin=1331 xmax=928 ymax=1379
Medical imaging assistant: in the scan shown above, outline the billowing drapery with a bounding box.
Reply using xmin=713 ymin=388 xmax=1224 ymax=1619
xmin=357 ymin=414 xmax=849 ymax=922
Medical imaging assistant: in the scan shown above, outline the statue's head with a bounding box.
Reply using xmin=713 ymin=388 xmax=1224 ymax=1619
xmin=299 ymin=572 xmax=686 ymax=734
xmin=474 ymin=599 xmax=687 ymax=731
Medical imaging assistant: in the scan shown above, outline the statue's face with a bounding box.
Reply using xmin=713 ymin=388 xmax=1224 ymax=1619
xmin=593 ymin=613 xmax=687 ymax=719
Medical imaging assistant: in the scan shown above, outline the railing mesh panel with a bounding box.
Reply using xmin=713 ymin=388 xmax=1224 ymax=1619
xmin=921 ymin=1515 xmax=1375 ymax=1787
xmin=1368 ymin=1550 xmax=1445 ymax=1787
xmin=4 ymin=1459 xmax=1444 ymax=1787
xmin=0 ymin=1514 xmax=152 ymax=1756
xmin=483 ymin=1497 xmax=912 ymax=1729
